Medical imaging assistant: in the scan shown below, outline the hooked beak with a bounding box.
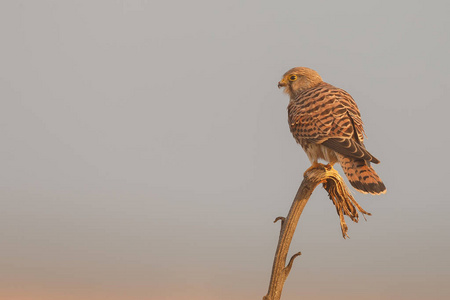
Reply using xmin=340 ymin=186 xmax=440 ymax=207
xmin=278 ymin=80 xmax=287 ymax=89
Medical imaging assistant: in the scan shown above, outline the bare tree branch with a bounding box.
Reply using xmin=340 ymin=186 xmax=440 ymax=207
xmin=263 ymin=164 xmax=370 ymax=300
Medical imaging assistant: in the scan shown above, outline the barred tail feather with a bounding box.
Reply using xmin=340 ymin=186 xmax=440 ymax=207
xmin=337 ymin=154 xmax=386 ymax=195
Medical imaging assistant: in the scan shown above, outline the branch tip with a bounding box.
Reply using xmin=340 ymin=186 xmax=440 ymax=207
xmin=284 ymin=251 xmax=302 ymax=276
xmin=274 ymin=216 xmax=285 ymax=224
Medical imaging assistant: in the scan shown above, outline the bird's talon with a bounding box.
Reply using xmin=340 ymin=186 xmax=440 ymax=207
xmin=303 ymin=162 xmax=323 ymax=177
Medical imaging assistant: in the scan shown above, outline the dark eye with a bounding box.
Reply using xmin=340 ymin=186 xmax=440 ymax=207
xmin=289 ymin=75 xmax=297 ymax=81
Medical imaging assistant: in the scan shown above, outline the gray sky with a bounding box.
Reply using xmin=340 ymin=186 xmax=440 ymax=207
xmin=1 ymin=1 xmax=450 ymax=299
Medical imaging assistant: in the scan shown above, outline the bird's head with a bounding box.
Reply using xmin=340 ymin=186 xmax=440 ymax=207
xmin=278 ymin=67 xmax=323 ymax=97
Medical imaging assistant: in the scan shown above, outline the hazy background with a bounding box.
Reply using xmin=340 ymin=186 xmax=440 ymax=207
xmin=1 ymin=0 xmax=449 ymax=299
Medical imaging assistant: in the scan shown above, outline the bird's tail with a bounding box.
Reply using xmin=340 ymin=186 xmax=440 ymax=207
xmin=337 ymin=154 xmax=386 ymax=195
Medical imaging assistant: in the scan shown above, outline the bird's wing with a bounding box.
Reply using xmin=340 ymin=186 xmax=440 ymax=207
xmin=289 ymin=84 xmax=379 ymax=163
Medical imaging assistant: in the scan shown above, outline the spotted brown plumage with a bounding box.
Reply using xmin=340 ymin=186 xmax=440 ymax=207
xmin=278 ymin=67 xmax=386 ymax=195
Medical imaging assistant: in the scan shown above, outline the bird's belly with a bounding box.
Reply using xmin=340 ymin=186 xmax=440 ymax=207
xmin=299 ymin=139 xmax=338 ymax=164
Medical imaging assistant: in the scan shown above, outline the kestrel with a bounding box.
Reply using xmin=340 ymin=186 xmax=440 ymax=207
xmin=278 ymin=67 xmax=386 ymax=195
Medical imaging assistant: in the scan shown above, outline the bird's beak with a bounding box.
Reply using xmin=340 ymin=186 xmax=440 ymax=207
xmin=278 ymin=80 xmax=287 ymax=89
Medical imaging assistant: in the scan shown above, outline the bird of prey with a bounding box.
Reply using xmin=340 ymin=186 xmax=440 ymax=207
xmin=278 ymin=67 xmax=386 ymax=195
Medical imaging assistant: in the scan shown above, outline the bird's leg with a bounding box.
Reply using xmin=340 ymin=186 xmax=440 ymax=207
xmin=303 ymin=161 xmax=323 ymax=177
xmin=321 ymin=163 xmax=336 ymax=189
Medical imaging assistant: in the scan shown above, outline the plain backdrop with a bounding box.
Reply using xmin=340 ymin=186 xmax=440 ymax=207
xmin=1 ymin=1 xmax=449 ymax=299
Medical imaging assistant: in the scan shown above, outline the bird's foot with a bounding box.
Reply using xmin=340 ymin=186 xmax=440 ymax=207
xmin=303 ymin=162 xmax=325 ymax=177
xmin=324 ymin=163 xmax=335 ymax=171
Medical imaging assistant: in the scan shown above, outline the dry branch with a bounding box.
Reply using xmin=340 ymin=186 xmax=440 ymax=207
xmin=263 ymin=164 xmax=370 ymax=300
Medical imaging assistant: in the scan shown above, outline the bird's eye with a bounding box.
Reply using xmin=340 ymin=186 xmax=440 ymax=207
xmin=289 ymin=75 xmax=297 ymax=81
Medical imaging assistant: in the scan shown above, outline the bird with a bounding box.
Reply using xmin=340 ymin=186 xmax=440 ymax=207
xmin=278 ymin=67 xmax=386 ymax=195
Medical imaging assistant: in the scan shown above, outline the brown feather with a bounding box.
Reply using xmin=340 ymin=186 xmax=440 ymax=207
xmin=321 ymin=138 xmax=380 ymax=164
xmin=337 ymin=154 xmax=386 ymax=195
